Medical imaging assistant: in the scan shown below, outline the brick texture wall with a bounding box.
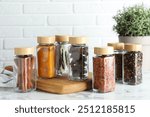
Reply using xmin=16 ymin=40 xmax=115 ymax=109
xmin=0 ymin=0 xmax=149 ymax=71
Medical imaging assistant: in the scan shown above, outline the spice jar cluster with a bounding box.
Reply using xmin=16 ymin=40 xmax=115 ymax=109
xmin=93 ymin=43 xmax=143 ymax=93
xmin=14 ymin=35 xmax=89 ymax=93
xmin=12 ymin=35 xmax=143 ymax=93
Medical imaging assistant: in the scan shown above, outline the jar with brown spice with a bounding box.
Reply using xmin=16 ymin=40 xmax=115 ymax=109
xmin=14 ymin=47 xmax=36 ymax=93
xmin=68 ymin=36 xmax=88 ymax=81
xmin=37 ymin=36 xmax=56 ymax=79
xmin=108 ymin=43 xmax=124 ymax=83
xmin=93 ymin=47 xmax=115 ymax=93
xmin=56 ymin=35 xmax=69 ymax=77
xmin=124 ymin=44 xmax=143 ymax=85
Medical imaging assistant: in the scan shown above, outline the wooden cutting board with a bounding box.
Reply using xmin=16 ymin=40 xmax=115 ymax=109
xmin=37 ymin=75 xmax=92 ymax=94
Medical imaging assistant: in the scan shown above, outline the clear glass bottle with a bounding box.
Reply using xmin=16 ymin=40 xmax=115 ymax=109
xmin=37 ymin=36 xmax=56 ymax=79
xmin=93 ymin=47 xmax=115 ymax=93
xmin=108 ymin=43 xmax=124 ymax=83
xmin=56 ymin=35 xmax=69 ymax=77
xmin=123 ymin=44 xmax=143 ymax=85
xmin=68 ymin=37 xmax=88 ymax=81
xmin=14 ymin=47 xmax=36 ymax=93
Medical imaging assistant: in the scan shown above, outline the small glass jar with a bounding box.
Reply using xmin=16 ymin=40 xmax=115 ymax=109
xmin=93 ymin=47 xmax=115 ymax=93
xmin=68 ymin=36 xmax=88 ymax=81
xmin=56 ymin=35 xmax=69 ymax=76
xmin=123 ymin=44 xmax=143 ymax=85
xmin=14 ymin=47 xmax=36 ymax=93
xmin=37 ymin=36 xmax=56 ymax=79
xmin=108 ymin=43 xmax=124 ymax=83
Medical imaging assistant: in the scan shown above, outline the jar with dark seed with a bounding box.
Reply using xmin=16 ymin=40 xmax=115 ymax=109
xmin=56 ymin=35 xmax=69 ymax=77
xmin=108 ymin=42 xmax=124 ymax=83
xmin=93 ymin=47 xmax=115 ymax=93
xmin=68 ymin=36 xmax=88 ymax=81
xmin=123 ymin=44 xmax=143 ymax=85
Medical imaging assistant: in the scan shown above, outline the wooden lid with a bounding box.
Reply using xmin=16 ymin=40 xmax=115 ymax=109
xmin=69 ymin=36 xmax=87 ymax=44
xmin=37 ymin=36 xmax=55 ymax=44
xmin=124 ymin=44 xmax=142 ymax=51
xmin=55 ymin=35 xmax=69 ymax=42
xmin=108 ymin=42 xmax=124 ymax=50
xmin=94 ymin=47 xmax=114 ymax=55
xmin=14 ymin=47 xmax=34 ymax=55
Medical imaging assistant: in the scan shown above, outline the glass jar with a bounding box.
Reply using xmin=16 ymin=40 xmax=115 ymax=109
xmin=93 ymin=47 xmax=115 ymax=93
xmin=56 ymin=35 xmax=69 ymax=76
xmin=108 ymin=43 xmax=124 ymax=83
xmin=123 ymin=44 xmax=143 ymax=85
xmin=37 ymin=36 xmax=56 ymax=78
xmin=14 ymin=47 xmax=36 ymax=93
xmin=68 ymin=37 xmax=88 ymax=81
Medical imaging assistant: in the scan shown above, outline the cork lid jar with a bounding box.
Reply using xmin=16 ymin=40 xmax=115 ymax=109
xmin=55 ymin=35 xmax=69 ymax=42
xmin=14 ymin=47 xmax=36 ymax=93
xmin=124 ymin=44 xmax=142 ymax=52
xmin=14 ymin=47 xmax=34 ymax=56
xmin=108 ymin=43 xmax=124 ymax=50
xmin=69 ymin=36 xmax=87 ymax=45
xmin=94 ymin=47 xmax=114 ymax=56
xmin=37 ymin=36 xmax=55 ymax=45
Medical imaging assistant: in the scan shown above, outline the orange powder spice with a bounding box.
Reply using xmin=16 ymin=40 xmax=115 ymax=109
xmin=37 ymin=45 xmax=56 ymax=78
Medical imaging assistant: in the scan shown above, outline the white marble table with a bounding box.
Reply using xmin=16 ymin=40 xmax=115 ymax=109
xmin=0 ymin=72 xmax=150 ymax=100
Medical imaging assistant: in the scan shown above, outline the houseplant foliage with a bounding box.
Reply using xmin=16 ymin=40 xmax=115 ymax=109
xmin=113 ymin=5 xmax=150 ymax=36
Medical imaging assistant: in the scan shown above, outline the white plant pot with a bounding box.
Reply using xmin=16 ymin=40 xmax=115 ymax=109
xmin=119 ymin=36 xmax=150 ymax=71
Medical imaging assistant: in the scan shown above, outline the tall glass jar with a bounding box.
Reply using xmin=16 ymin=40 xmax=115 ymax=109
xmin=37 ymin=36 xmax=56 ymax=79
xmin=56 ymin=35 xmax=69 ymax=77
xmin=14 ymin=47 xmax=36 ymax=93
xmin=68 ymin=37 xmax=88 ymax=81
xmin=108 ymin=43 xmax=124 ymax=83
xmin=124 ymin=44 xmax=143 ymax=85
xmin=93 ymin=47 xmax=115 ymax=93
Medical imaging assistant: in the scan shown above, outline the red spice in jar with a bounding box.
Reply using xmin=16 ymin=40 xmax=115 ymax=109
xmin=93 ymin=47 xmax=115 ymax=93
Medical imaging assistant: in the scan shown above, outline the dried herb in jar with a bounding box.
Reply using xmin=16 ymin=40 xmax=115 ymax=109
xmin=14 ymin=47 xmax=36 ymax=93
xmin=68 ymin=37 xmax=88 ymax=81
xmin=93 ymin=47 xmax=115 ymax=93
xmin=108 ymin=43 xmax=124 ymax=83
xmin=37 ymin=37 xmax=56 ymax=78
xmin=56 ymin=35 xmax=69 ymax=76
xmin=124 ymin=44 xmax=143 ymax=85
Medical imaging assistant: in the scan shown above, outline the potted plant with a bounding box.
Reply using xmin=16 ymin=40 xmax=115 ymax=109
xmin=113 ymin=5 xmax=150 ymax=71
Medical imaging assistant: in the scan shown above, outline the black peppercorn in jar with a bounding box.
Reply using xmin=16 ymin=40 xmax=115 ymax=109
xmin=68 ymin=36 xmax=88 ymax=81
xmin=56 ymin=35 xmax=69 ymax=77
xmin=108 ymin=42 xmax=124 ymax=83
xmin=93 ymin=47 xmax=115 ymax=93
xmin=123 ymin=44 xmax=143 ymax=85
xmin=14 ymin=47 xmax=36 ymax=93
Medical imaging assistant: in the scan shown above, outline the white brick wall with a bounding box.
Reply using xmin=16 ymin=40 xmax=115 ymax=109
xmin=0 ymin=4 xmax=22 ymax=14
xmin=23 ymin=27 xmax=72 ymax=37
xmin=48 ymin=15 xmax=96 ymax=26
xmin=0 ymin=0 xmax=149 ymax=71
xmin=24 ymin=3 xmax=73 ymax=14
xmin=0 ymin=16 xmax=46 ymax=26
xmin=0 ymin=27 xmax=23 ymax=38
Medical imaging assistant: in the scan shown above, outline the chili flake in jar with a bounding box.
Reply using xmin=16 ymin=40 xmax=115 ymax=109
xmin=93 ymin=47 xmax=115 ymax=93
